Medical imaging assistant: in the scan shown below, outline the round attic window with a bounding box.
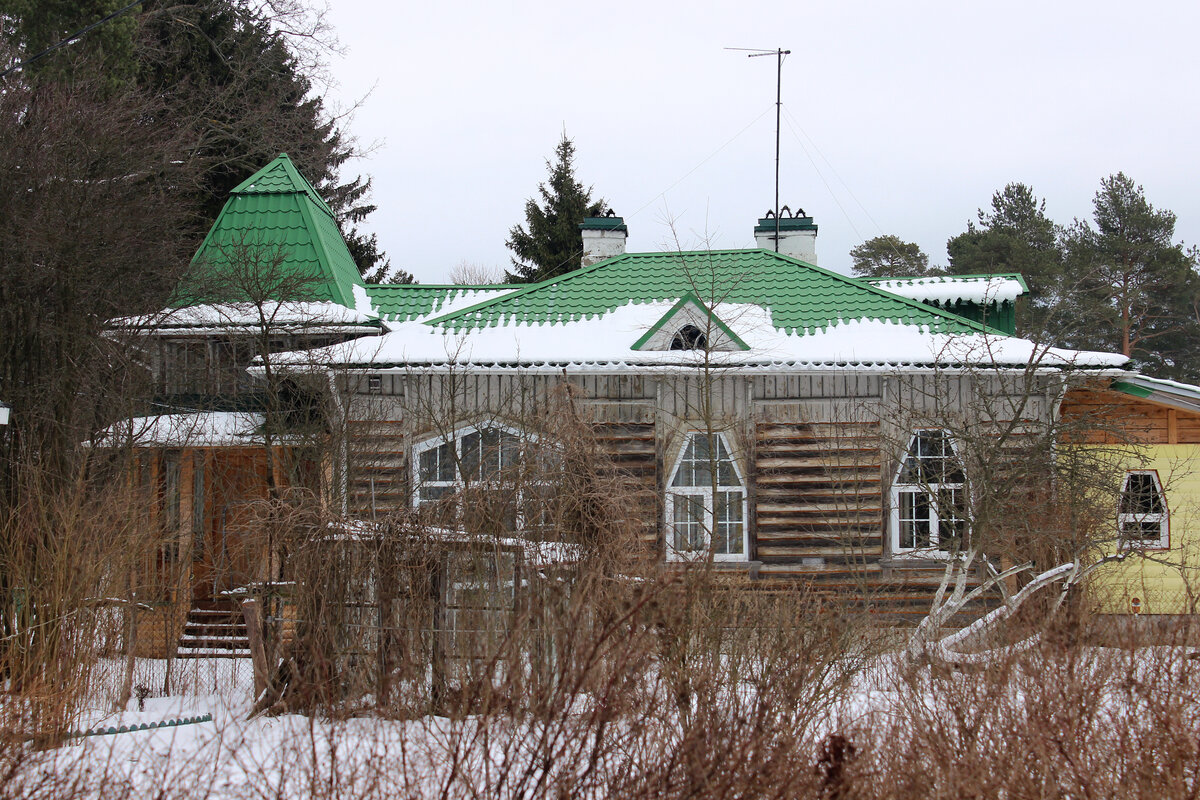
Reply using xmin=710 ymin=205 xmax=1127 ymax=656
xmin=669 ymin=324 xmax=707 ymax=351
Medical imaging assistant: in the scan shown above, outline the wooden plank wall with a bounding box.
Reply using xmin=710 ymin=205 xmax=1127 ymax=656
xmin=590 ymin=421 xmax=659 ymax=548
xmin=752 ymin=421 xmax=882 ymax=565
xmin=1061 ymin=387 xmax=1200 ymax=444
xmin=335 ymin=369 xmax=1057 ymax=623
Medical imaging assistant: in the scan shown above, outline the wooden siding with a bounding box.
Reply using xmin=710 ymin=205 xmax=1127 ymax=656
xmin=347 ymin=418 xmax=407 ymax=516
xmin=753 ymin=421 xmax=883 ymax=563
xmin=591 ymin=422 xmax=659 ymax=548
xmin=1061 ymin=387 xmax=1200 ymax=444
xmin=330 ymin=369 xmax=1060 ymax=624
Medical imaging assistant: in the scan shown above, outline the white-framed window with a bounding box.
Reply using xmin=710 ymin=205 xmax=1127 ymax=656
xmin=412 ymin=425 xmax=547 ymax=533
xmin=890 ymin=429 xmax=967 ymax=554
xmin=1118 ymin=470 xmax=1169 ymax=549
xmin=666 ymin=432 xmax=747 ymax=561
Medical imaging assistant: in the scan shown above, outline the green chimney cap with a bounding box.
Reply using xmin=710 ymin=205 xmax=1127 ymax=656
xmin=754 ymin=216 xmax=817 ymax=234
xmin=580 ymin=216 xmax=627 ymax=232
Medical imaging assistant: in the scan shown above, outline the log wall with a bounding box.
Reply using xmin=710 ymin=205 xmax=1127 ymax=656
xmin=337 ymin=369 xmax=1060 ymax=621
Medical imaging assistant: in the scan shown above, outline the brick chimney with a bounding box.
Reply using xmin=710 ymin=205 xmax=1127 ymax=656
xmin=754 ymin=206 xmax=818 ymax=263
xmin=580 ymin=213 xmax=627 ymax=267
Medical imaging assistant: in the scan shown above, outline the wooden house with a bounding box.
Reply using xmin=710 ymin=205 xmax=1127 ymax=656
xmin=112 ymin=156 xmax=1171 ymax=658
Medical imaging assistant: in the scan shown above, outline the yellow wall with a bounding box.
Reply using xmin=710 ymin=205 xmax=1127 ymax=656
xmin=1091 ymin=445 xmax=1200 ymax=615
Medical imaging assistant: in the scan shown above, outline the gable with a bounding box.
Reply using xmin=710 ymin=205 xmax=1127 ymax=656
xmin=630 ymin=294 xmax=750 ymax=352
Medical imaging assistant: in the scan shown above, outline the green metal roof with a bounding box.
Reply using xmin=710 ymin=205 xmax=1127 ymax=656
xmin=185 ymin=154 xmax=364 ymax=309
xmin=424 ymin=249 xmax=992 ymax=335
xmin=365 ymin=284 xmax=523 ymax=323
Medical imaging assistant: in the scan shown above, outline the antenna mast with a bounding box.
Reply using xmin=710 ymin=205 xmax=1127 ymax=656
xmin=728 ymin=46 xmax=790 ymax=251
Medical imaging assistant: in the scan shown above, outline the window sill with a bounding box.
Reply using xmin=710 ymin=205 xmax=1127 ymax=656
xmin=885 ymin=550 xmax=959 ymax=566
xmin=664 ymin=557 xmax=759 ymax=573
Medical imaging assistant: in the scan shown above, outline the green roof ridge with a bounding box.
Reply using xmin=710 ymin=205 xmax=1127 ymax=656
xmin=294 ymin=187 xmax=353 ymax=307
xmin=419 ymin=260 xmax=609 ymax=326
xmin=423 ymin=249 xmax=999 ymax=337
xmin=764 ymin=251 xmax=1000 ymax=334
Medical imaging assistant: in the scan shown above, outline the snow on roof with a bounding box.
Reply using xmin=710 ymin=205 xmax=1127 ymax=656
xmin=117 ymin=300 xmax=382 ymax=334
xmin=93 ymin=412 xmax=265 ymax=447
xmin=866 ymin=275 xmax=1027 ymax=305
xmin=278 ymin=298 xmax=1127 ymax=371
xmin=364 ymin=285 xmax=523 ymax=323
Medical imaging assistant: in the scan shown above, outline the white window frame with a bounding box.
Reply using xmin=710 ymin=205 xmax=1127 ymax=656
xmin=665 ymin=431 xmax=748 ymax=562
xmin=412 ymin=424 xmax=546 ymax=532
xmin=1118 ymin=470 xmax=1169 ymax=550
xmin=889 ymin=429 xmax=968 ymax=556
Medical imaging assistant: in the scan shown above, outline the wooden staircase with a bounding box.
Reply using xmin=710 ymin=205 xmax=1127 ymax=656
xmin=176 ymin=599 xmax=251 ymax=658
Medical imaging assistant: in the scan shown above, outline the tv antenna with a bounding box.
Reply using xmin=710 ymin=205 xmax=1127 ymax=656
xmin=726 ymin=46 xmax=790 ymax=251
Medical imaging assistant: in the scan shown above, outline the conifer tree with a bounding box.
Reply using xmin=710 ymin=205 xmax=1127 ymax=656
xmin=506 ymin=133 xmax=608 ymax=283
xmin=0 ymin=0 xmax=389 ymax=280
xmin=946 ymin=183 xmax=1064 ymax=334
xmin=849 ymin=235 xmax=934 ymax=278
xmin=1061 ymin=173 xmax=1200 ymax=379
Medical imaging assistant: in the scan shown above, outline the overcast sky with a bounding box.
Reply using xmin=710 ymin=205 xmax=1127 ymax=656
xmin=321 ymin=0 xmax=1200 ymax=283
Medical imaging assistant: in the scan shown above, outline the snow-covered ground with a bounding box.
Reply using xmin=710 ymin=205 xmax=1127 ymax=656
xmin=10 ymin=646 xmax=1198 ymax=799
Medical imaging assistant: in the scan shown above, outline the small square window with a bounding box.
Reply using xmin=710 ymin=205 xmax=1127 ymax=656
xmin=367 ymin=374 xmax=382 ymax=393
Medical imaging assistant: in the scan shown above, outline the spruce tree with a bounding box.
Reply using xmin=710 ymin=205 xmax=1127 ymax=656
xmin=0 ymin=0 xmax=390 ymax=280
xmin=506 ymin=133 xmax=607 ymax=283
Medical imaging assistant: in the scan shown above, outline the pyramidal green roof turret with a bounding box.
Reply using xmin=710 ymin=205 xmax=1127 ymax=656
xmin=186 ymin=153 xmax=364 ymax=309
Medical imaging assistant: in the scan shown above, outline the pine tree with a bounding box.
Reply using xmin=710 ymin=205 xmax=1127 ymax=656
xmin=946 ymin=183 xmax=1064 ymax=334
xmin=1061 ymin=173 xmax=1200 ymax=378
xmin=506 ymin=133 xmax=607 ymax=283
xmin=849 ymin=235 xmax=934 ymax=278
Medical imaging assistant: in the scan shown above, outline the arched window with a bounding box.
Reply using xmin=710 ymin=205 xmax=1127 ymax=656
xmin=669 ymin=324 xmax=707 ymax=351
xmin=1119 ymin=470 xmax=1168 ymax=548
xmin=666 ymin=432 xmax=746 ymax=560
xmin=890 ymin=429 xmax=967 ymax=554
xmin=413 ymin=425 xmax=545 ymax=533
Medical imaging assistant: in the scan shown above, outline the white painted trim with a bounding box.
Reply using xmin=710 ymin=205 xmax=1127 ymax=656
xmin=664 ymin=431 xmax=749 ymax=562
xmin=1118 ymin=470 xmax=1170 ymax=550
xmin=888 ymin=429 xmax=967 ymax=556
xmin=411 ymin=422 xmax=542 ymax=530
